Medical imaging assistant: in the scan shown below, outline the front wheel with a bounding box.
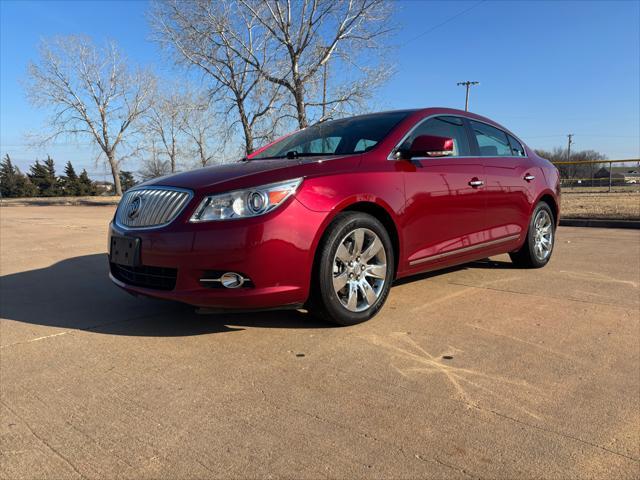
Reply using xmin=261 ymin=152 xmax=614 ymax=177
xmin=509 ymin=202 xmax=555 ymax=268
xmin=312 ymin=212 xmax=394 ymax=326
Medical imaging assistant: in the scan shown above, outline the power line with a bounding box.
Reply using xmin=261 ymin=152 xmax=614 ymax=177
xmin=402 ymin=0 xmax=486 ymax=46
xmin=522 ymin=134 xmax=640 ymax=139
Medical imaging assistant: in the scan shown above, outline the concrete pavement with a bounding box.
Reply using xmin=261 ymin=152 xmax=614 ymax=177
xmin=1 ymin=206 xmax=638 ymax=479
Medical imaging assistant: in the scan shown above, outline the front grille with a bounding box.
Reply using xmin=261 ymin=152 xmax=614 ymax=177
xmin=110 ymin=263 xmax=177 ymax=291
xmin=116 ymin=187 xmax=192 ymax=229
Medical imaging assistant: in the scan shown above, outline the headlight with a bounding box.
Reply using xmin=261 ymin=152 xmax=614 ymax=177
xmin=189 ymin=178 xmax=303 ymax=222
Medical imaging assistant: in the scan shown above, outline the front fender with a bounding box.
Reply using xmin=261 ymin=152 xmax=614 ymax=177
xmin=295 ymin=171 xmax=406 ymax=279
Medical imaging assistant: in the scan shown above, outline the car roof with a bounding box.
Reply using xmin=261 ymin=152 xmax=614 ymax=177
xmin=333 ymin=107 xmax=502 ymax=127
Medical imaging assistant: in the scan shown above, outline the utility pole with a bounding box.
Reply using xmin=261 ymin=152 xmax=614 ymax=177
xmin=457 ymin=81 xmax=479 ymax=111
xmin=322 ymin=60 xmax=328 ymax=119
xmin=566 ymin=134 xmax=573 ymax=161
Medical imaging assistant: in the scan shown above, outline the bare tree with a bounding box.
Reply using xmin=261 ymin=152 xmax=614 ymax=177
xmin=139 ymin=137 xmax=171 ymax=180
xmin=151 ymin=0 xmax=285 ymax=155
xmin=236 ymin=0 xmax=394 ymax=128
xmin=180 ymin=93 xmax=219 ymax=167
xmin=145 ymin=89 xmax=186 ymax=173
xmin=26 ymin=35 xmax=155 ymax=195
xmin=536 ymin=147 xmax=607 ymax=185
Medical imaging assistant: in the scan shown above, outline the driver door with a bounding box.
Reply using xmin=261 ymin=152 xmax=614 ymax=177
xmin=399 ymin=116 xmax=488 ymax=271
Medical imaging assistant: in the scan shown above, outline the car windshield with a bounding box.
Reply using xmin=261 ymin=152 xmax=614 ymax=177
xmin=251 ymin=111 xmax=414 ymax=160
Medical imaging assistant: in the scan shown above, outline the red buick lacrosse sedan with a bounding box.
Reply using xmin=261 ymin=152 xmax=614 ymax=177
xmin=109 ymin=107 xmax=560 ymax=325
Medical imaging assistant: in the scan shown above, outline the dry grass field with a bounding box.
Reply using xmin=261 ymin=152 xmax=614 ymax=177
xmin=561 ymin=192 xmax=640 ymax=220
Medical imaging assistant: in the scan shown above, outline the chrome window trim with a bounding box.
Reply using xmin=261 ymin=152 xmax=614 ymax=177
xmin=387 ymin=114 xmax=529 ymax=160
xmin=114 ymin=186 xmax=194 ymax=231
xmin=409 ymin=234 xmax=521 ymax=266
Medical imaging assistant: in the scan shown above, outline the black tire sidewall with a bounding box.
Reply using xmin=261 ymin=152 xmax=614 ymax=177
xmin=317 ymin=212 xmax=394 ymax=325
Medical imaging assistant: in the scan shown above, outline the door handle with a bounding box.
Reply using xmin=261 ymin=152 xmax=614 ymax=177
xmin=468 ymin=179 xmax=484 ymax=188
xmin=524 ymin=174 xmax=535 ymax=182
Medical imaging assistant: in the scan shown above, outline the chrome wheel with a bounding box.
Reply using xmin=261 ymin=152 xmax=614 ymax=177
xmin=332 ymin=228 xmax=387 ymax=312
xmin=533 ymin=210 xmax=553 ymax=261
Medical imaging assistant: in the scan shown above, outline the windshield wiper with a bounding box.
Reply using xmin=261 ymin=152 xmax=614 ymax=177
xmin=253 ymin=151 xmax=343 ymax=160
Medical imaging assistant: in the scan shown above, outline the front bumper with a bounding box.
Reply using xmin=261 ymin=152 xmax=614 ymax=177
xmin=108 ymin=198 xmax=327 ymax=309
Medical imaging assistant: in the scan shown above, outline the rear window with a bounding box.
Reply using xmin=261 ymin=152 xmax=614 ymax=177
xmin=508 ymin=134 xmax=526 ymax=156
xmin=470 ymin=121 xmax=512 ymax=157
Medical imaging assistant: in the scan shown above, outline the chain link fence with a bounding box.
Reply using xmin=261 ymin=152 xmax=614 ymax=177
xmin=553 ymin=159 xmax=640 ymax=193
xmin=553 ymin=159 xmax=640 ymax=220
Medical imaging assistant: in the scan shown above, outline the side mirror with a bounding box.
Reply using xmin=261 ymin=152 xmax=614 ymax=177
xmin=399 ymin=135 xmax=454 ymax=159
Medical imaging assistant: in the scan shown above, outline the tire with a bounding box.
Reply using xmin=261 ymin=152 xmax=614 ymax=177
xmin=509 ymin=202 xmax=555 ymax=268
xmin=311 ymin=212 xmax=394 ymax=326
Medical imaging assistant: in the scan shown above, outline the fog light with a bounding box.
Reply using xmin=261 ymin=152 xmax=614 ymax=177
xmin=220 ymin=272 xmax=245 ymax=288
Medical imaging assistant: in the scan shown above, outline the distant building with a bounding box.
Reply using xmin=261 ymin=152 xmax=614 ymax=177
xmin=611 ymin=166 xmax=640 ymax=184
xmin=94 ymin=181 xmax=114 ymax=195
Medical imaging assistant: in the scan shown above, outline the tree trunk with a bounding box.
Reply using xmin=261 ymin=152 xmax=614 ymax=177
xmin=237 ymin=100 xmax=254 ymax=155
xmin=170 ymin=142 xmax=176 ymax=173
xmin=107 ymin=151 xmax=123 ymax=196
xmin=293 ymin=79 xmax=307 ymax=129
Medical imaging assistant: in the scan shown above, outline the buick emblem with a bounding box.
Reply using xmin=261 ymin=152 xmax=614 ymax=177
xmin=127 ymin=195 xmax=143 ymax=220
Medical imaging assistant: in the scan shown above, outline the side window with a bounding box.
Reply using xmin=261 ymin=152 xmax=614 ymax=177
xmin=507 ymin=134 xmax=526 ymax=157
xmin=400 ymin=116 xmax=471 ymax=156
xmin=354 ymin=138 xmax=377 ymax=152
xmin=470 ymin=121 xmax=512 ymax=157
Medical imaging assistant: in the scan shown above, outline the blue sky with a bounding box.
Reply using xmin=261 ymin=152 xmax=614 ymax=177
xmin=1 ymin=0 xmax=639 ymax=179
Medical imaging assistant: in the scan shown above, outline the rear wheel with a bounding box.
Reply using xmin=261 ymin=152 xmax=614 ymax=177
xmin=509 ymin=202 xmax=555 ymax=268
xmin=312 ymin=212 xmax=394 ymax=325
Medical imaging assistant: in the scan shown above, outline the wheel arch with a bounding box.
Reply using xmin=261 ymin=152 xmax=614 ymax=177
xmin=341 ymin=201 xmax=401 ymax=276
xmin=304 ymin=199 xmax=402 ymax=310
xmin=308 ymin=199 xmax=402 ymax=292
xmin=536 ymin=191 xmax=559 ymax=225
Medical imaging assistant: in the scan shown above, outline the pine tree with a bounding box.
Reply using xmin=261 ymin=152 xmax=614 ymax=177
xmin=1 ymin=154 xmax=38 ymax=198
xmin=15 ymin=172 xmax=38 ymax=197
xmin=61 ymin=161 xmax=80 ymax=196
xmin=0 ymin=154 xmax=18 ymax=197
xmin=29 ymin=156 xmax=58 ymax=196
xmin=119 ymin=171 xmax=136 ymax=193
xmin=78 ymin=169 xmax=97 ymax=196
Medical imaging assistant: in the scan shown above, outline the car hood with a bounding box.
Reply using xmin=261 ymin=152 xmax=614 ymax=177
xmin=139 ymin=155 xmax=360 ymax=193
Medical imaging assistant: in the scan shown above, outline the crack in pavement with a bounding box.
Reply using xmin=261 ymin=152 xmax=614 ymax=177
xmin=414 ymin=453 xmax=476 ymax=479
xmin=0 ymin=311 xmax=167 ymax=351
xmin=447 ymin=281 xmax=639 ymax=309
xmin=466 ymin=402 xmax=640 ymax=463
xmin=1 ymin=400 xmax=86 ymax=479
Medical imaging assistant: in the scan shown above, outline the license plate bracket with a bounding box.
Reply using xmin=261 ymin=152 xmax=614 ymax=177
xmin=109 ymin=236 xmax=141 ymax=267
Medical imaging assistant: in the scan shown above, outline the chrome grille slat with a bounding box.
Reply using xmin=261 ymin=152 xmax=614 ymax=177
xmin=154 ymin=191 xmax=175 ymax=227
xmin=138 ymin=190 xmax=155 ymax=226
xmin=137 ymin=190 xmax=153 ymax=226
xmin=148 ymin=191 xmax=169 ymax=225
xmin=115 ymin=187 xmax=192 ymax=229
xmin=164 ymin=193 xmax=188 ymax=223
xmin=144 ymin=190 xmax=163 ymax=226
